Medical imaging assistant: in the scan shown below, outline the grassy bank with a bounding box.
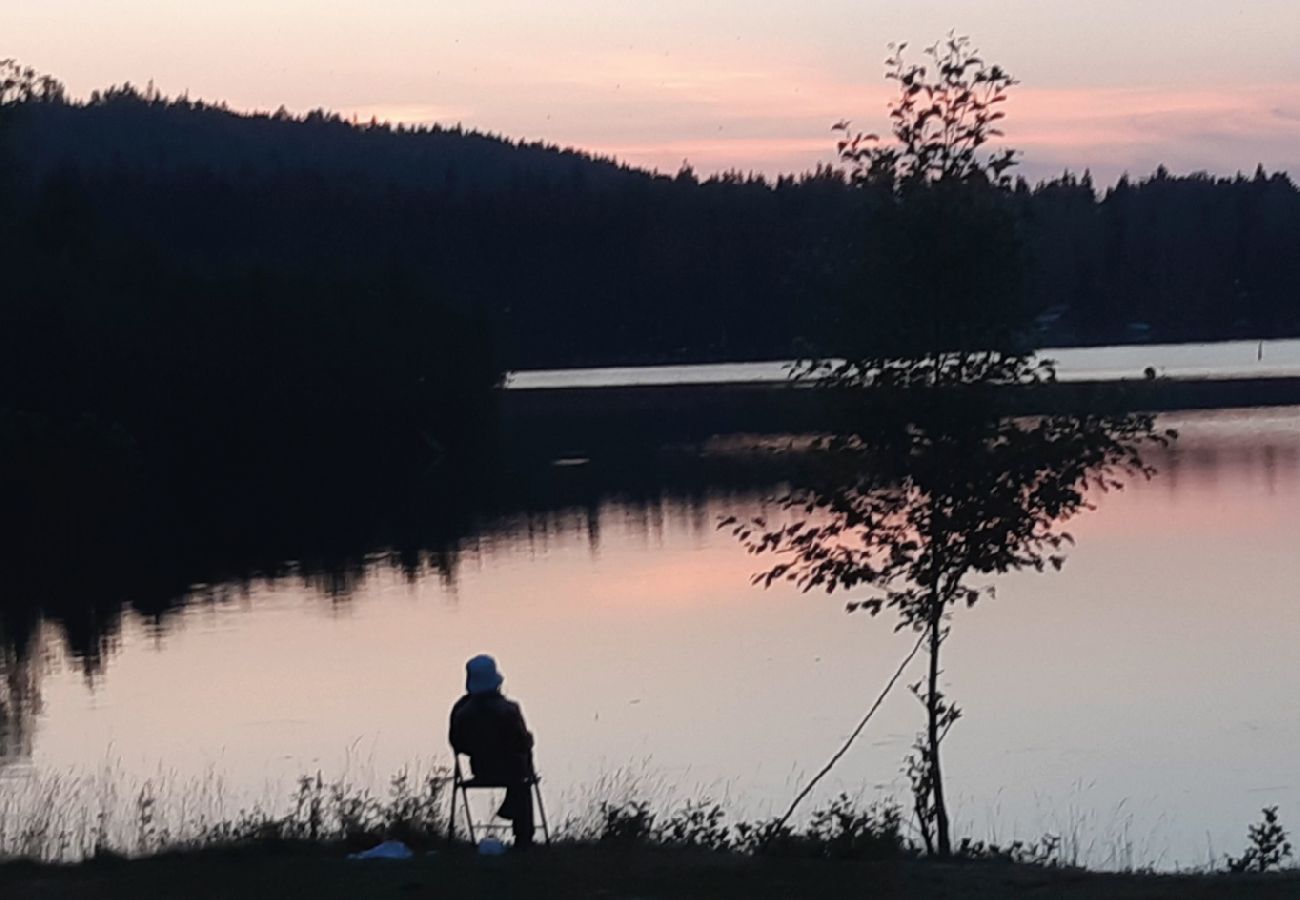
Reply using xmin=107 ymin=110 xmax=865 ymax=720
xmin=5 ymin=843 xmax=1300 ymax=900
xmin=5 ymin=762 xmax=1295 ymax=893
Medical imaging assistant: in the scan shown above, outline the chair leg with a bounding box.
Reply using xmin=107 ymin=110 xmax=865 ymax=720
xmin=533 ymin=781 xmax=551 ymax=843
xmin=447 ymin=779 xmax=459 ymax=844
xmin=449 ymin=756 xmax=464 ymax=845
xmin=460 ymin=785 xmax=478 ymax=844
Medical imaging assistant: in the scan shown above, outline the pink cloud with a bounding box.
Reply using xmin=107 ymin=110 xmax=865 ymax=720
xmin=581 ymin=80 xmax=1300 ymax=181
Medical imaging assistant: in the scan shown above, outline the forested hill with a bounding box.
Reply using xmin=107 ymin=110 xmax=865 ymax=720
xmin=9 ymin=85 xmax=648 ymax=194
xmin=5 ymin=85 xmax=1300 ymax=368
xmin=4 ymin=87 xmax=855 ymax=368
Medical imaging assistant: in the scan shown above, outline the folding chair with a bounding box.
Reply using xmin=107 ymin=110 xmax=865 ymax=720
xmin=448 ymin=753 xmax=551 ymax=845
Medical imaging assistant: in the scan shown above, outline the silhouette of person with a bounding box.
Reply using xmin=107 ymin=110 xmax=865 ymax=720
xmin=449 ymin=654 xmax=536 ymax=847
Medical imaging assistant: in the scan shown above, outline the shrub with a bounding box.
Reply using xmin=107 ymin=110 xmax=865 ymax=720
xmin=736 ymin=795 xmax=908 ymax=861
xmin=1227 ymin=807 xmax=1293 ymax=874
xmin=733 ymin=817 xmax=802 ymax=857
xmin=657 ymin=800 xmax=731 ymax=851
xmin=806 ymin=794 xmax=906 ymax=860
xmin=956 ymin=834 xmax=1061 ymax=867
xmin=598 ymin=801 xmax=656 ymax=845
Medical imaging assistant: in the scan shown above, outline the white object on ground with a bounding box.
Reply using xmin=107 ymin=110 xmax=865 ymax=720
xmin=347 ymin=840 xmax=414 ymax=860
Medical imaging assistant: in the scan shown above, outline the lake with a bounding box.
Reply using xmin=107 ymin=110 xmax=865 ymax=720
xmin=3 ymin=402 xmax=1299 ymax=869
xmin=507 ymin=338 xmax=1300 ymax=389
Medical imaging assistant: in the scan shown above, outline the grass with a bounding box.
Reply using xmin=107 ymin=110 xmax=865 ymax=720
xmin=0 ymin=762 xmax=450 ymax=863
xmin=5 ymin=761 xmax=1300 ymax=898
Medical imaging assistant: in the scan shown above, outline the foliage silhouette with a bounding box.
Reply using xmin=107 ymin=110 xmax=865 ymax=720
xmin=726 ymin=36 xmax=1175 ymax=858
xmin=0 ymin=60 xmax=66 ymax=105
xmin=656 ymin=799 xmax=732 ymax=852
xmin=955 ymin=834 xmax=1062 ymax=867
xmin=585 ymin=795 xmax=906 ymax=862
xmin=598 ymin=801 xmax=656 ymax=846
xmin=1227 ymin=807 xmax=1293 ymax=874
xmin=830 ymin=38 xmax=1025 ymax=358
xmin=730 ymin=796 xmax=906 ymax=861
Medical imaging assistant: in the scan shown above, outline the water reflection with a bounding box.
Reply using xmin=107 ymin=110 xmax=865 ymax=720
xmin=0 ymin=637 xmax=39 ymax=762
xmin=0 ymin=431 xmax=799 ymax=764
xmin=1158 ymin=411 xmax=1300 ymax=494
xmin=3 ymin=408 xmax=1300 ymax=868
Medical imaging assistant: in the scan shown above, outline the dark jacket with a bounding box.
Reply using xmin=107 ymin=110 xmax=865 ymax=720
xmin=449 ymin=690 xmax=534 ymax=782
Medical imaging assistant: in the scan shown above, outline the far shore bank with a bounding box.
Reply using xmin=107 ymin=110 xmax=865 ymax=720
xmin=501 ymin=375 xmax=1300 ymax=453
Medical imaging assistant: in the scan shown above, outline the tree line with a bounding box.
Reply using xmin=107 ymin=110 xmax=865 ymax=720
xmin=3 ymin=72 xmax=1299 ymax=369
xmin=2 ymin=64 xmax=505 ymax=482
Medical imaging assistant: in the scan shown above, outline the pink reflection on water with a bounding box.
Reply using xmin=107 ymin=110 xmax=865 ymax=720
xmin=15 ymin=407 xmax=1300 ymax=867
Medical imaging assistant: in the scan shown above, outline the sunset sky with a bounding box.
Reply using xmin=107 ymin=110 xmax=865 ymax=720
xmin=5 ymin=0 xmax=1300 ymax=182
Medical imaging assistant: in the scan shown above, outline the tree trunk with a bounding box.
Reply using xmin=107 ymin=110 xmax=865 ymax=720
xmin=927 ymin=610 xmax=952 ymax=857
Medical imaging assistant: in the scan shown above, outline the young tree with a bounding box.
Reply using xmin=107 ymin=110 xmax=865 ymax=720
xmin=726 ymin=36 xmax=1175 ymax=857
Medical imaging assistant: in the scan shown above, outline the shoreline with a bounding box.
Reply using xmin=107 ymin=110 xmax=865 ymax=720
xmin=500 ymin=376 xmax=1300 ymax=452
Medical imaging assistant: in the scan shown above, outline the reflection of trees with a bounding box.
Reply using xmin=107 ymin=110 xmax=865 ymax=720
xmin=2 ymin=406 xmax=1297 ymax=767
xmin=0 ymin=431 xmax=802 ymax=737
xmin=1146 ymin=417 xmax=1300 ymax=494
xmin=5 ymin=413 xmax=1298 ymax=659
xmin=0 ymin=623 xmax=43 ymax=765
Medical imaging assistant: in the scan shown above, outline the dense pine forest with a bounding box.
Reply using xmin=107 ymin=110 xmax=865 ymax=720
xmin=4 ymin=72 xmax=1300 ymax=372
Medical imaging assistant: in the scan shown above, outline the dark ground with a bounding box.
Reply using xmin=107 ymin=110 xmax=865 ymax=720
xmin=4 ymin=846 xmax=1299 ymax=900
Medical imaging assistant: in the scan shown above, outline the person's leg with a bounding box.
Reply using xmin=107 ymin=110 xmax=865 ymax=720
xmin=504 ymin=783 xmax=535 ymax=847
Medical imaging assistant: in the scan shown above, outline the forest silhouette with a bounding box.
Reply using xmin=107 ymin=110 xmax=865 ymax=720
xmin=3 ymin=74 xmax=1300 ymax=370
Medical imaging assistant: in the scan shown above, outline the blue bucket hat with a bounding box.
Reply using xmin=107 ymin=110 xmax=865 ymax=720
xmin=465 ymin=654 xmax=504 ymax=695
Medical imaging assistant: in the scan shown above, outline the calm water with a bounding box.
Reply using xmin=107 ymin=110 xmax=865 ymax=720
xmin=507 ymin=338 xmax=1300 ymax=389
xmin=4 ymin=406 xmax=1300 ymax=868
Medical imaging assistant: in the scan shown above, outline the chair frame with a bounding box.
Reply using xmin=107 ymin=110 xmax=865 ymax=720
xmin=448 ymin=752 xmax=551 ymax=845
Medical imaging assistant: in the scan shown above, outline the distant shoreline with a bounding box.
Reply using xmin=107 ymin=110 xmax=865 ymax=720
xmin=501 ymin=374 xmax=1300 ymax=452
xmin=506 ymin=339 xmax=1300 ymax=390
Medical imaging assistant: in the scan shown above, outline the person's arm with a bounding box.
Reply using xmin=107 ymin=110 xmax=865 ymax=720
xmin=449 ymin=696 xmax=468 ymax=754
xmin=507 ymin=700 xmax=535 ymax=752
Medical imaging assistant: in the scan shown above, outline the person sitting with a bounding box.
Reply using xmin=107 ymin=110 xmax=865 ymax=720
xmin=449 ymin=654 xmax=536 ymax=848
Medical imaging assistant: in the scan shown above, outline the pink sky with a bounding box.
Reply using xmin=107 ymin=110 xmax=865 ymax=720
xmin=4 ymin=0 xmax=1300 ymax=182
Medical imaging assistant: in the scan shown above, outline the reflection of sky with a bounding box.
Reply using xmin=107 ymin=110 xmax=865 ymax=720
xmin=10 ymin=407 xmax=1300 ymax=867
xmin=4 ymin=1 xmax=1300 ymax=181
